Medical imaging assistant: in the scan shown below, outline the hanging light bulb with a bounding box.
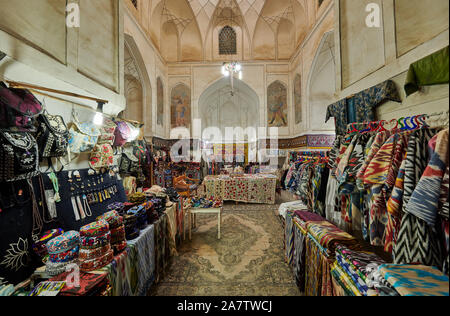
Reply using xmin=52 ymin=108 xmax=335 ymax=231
xmin=93 ymin=112 xmax=104 ymax=125
xmin=93 ymin=102 xmax=105 ymax=125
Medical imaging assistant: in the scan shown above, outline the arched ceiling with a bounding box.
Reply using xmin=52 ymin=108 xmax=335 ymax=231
xmin=141 ymin=0 xmax=315 ymax=62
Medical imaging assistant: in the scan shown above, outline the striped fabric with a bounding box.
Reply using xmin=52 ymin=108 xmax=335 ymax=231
xmin=285 ymin=211 xmax=295 ymax=266
xmin=385 ymin=154 xmax=407 ymax=253
xmin=407 ymin=129 xmax=449 ymax=226
xmin=394 ymin=129 xmax=445 ymax=269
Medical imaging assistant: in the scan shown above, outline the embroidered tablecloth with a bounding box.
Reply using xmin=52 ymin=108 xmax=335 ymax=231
xmin=204 ymin=175 xmax=277 ymax=205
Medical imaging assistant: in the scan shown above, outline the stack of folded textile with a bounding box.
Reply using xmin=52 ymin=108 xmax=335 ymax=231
xmin=50 ymin=271 xmax=110 ymax=296
xmin=306 ymin=221 xmax=361 ymax=257
xmin=189 ymin=197 xmax=223 ymax=208
xmin=79 ymin=220 xmax=114 ymax=272
xmin=45 ymin=231 xmax=80 ymax=276
xmin=97 ymin=211 xmax=127 ymax=255
xmin=378 ymin=264 xmax=449 ymax=296
xmin=123 ymin=213 xmax=139 ymax=240
xmin=33 ymin=229 xmax=65 ymax=260
xmin=333 ymin=245 xmax=398 ymax=296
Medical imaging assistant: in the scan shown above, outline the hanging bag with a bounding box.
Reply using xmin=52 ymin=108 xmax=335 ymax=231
xmin=89 ymin=143 xmax=114 ymax=169
xmin=0 ymin=130 xmax=40 ymax=182
xmin=68 ymin=111 xmax=101 ymax=154
xmin=98 ymin=117 xmax=116 ymax=145
xmin=0 ymin=82 xmax=43 ymax=131
xmin=114 ymin=121 xmax=131 ymax=147
xmin=36 ymin=111 xmax=70 ymax=159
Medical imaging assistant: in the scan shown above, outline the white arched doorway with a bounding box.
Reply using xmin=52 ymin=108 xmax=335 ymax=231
xmin=198 ymin=78 xmax=260 ymax=142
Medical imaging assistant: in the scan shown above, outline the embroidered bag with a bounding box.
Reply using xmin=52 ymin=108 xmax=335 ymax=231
xmin=68 ymin=113 xmax=101 ymax=154
xmin=119 ymin=146 xmax=140 ymax=174
xmin=36 ymin=113 xmax=69 ymax=158
xmin=0 ymin=82 xmax=43 ymax=131
xmin=0 ymin=130 xmax=40 ymax=182
xmin=89 ymin=143 xmax=114 ymax=169
xmin=123 ymin=176 xmax=137 ymax=196
xmin=98 ymin=118 xmax=116 ymax=145
xmin=114 ymin=121 xmax=131 ymax=147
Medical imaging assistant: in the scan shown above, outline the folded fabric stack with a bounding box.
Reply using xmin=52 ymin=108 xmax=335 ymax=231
xmin=97 ymin=211 xmax=127 ymax=255
xmin=32 ymin=229 xmax=64 ymax=259
xmin=306 ymin=221 xmax=361 ymax=257
xmin=79 ymin=220 xmax=113 ymax=272
xmin=334 ymin=245 xmax=398 ymax=296
xmin=294 ymin=211 xmax=327 ymax=231
xmin=278 ymin=201 xmax=309 ymax=219
xmin=378 ymin=264 xmax=449 ymax=296
xmin=189 ymin=197 xmax=223 ymax=208
xmin=45 ymin=231 xmax=80 ymax=276
xmin=50 ymin=271 xmax=110 ymax=296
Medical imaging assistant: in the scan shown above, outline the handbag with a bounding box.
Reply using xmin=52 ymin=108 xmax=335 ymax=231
xmin=89 ymin=143 xmax=114 ymax=169
xmin=98 ymin=117 xmax=116 ymax=145
xmin=114 ymin=121 xmax=131 ymax=147
xmin=0 ymin=130 xmax=40 ymax=182
xmin=36 ymin=113 xmax=69 ymax=158
xmin=119 ymin=147 xmax=139 ymax=174
xmin=68 ymin=112 xmax=101 ymax=154
xmin=123 ymin=176 xmax=137 ymax=196
xmin=0 ymin=82 xmax=43 ymax=131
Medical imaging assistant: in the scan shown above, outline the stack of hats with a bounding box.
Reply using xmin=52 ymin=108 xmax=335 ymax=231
xmin=127 ymin=205 xmax=148 ymax=230
xmin=123 ymin=213 xmax=139 ymax=241
xmin=33 ymin=229 xmax=64 ymax=260
xmin=79 ymin=220 xmax=114 ymax=272
xmin=107 ymin=202 xmax=125 ymax=214
xmin=45 ymin=231 xmax=80 ymax=276
xmin=97 ymin=211 xmax=127 ymax=254
xmin=128 ymin=192 xmax=147 ymax=204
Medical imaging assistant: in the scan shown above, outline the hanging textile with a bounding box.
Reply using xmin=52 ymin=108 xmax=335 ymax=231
xmin=405 ymin=46 xmax=449 ymax=97
xmin=325 ymin=80 xmax=401 ymax=135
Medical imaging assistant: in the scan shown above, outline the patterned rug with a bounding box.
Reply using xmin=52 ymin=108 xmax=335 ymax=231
xmin=149 ymin=203 xmax=300 ymax=296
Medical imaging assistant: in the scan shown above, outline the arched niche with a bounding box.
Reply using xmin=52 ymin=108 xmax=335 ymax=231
xmin=307 ymin=31 xmax=336 ymax=132
xmin=198 ymin=77 xmax=260 ymax=142
xmin=123 ymin=34 xmax=152 ymax=135
xmin=171 ymin=83 xmax=191 ymax=130
xmin=267 ymin=80 xmax=288 ymax=128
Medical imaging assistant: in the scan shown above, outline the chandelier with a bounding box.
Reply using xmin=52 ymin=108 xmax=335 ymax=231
xmin=222 ymin=61 xmax=242 ymax=96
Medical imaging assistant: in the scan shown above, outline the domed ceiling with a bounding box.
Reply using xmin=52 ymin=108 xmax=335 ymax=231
xmin=135 ymin=0 xmax=314 ymax=62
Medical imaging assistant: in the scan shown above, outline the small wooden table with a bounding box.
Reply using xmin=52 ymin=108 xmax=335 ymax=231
xmin=188 ymin=207 xmax=222 ymax=240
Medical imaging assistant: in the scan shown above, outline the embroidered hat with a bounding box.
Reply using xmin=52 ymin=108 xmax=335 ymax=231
xmin=46 ymin=231 xmax=80 ymax=255
xmin=80 ymin=231 xmax=111 ymax=250
xmin=33 ymin=229 xmax=64 ymax=257
xmin=80 ymin=220 xmax=110 ymax=238
xmin=97 ymin=211 xmax=123 ymax=230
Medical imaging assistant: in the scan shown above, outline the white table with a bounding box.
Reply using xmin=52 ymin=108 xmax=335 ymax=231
xmin=188 ymin=207 xmax=222 ymax=240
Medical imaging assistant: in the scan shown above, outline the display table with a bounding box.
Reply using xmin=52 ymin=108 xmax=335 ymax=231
xmin=100 ymin=224 xmax=155 ymax=297
xmin=188 ymin=207 xmax=222 ymax=240
xmin=204 ymin=174 xmax=277 ymax=205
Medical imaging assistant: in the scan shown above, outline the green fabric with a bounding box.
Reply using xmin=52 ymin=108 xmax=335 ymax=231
xmin=405 ymin=46 xmax=449 ymax=97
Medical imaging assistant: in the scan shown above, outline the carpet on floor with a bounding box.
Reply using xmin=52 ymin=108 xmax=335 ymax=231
xmin=149 ymin=203 xmax=300 ymax=296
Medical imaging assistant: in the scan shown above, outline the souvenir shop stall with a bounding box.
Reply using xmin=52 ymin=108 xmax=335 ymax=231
xmin=0 ymin=81 xmax=185 ymax=296
xmin=279 ymin=47 xmax=450 ymax=296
